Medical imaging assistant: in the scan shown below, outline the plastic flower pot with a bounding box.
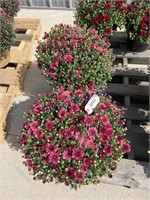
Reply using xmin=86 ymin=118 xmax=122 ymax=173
xmin=127 ymin=36 xmax=150 ymax=52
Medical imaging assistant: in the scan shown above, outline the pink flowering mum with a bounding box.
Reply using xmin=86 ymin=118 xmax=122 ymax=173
xmin=45 ymin=120 xmax=54 ymax=131
xmin=58 ymin=108 xmax=68 ymax=120
xmin=64 ymin=53 xmax=73 ymax=62
xmin=20 ymin=88 xmax=130 ymax=189
xmin=84 ymin=115 xmax=94 ymax=126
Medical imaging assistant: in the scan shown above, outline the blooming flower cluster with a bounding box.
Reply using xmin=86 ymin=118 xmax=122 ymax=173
xmin=74 ymin=0 xmax=128 ymax=36
xmin=20 ymin=87 xmax=130 ymax=189
xmin=36 ymin=24 xmax=115 ymax=91
xmin=0 ymin=8 xmax=15 ymax=58
xmin=0 ymin=0 xmax=21 ymax=17
xmin=126 ymin=0 xmax=150 ymax=44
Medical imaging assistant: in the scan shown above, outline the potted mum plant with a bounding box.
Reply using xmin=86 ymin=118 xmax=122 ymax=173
xmin=0 ymin=8 xmax=15 ymax=68
xmin=0 ymin=0 xmax=21 ymax=18
xmin=74 ymin=0 xmax=128 ymax=36
xmin=126 ymin=0 xmax=150 ymax=52
xmin=36 ymin=24 xmax=115 ymax=91
xmin=20 ymin=87 xmax=130 ymax=189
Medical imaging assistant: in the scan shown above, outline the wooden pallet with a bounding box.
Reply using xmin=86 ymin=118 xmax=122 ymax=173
xmin=0 ymin=18 xmax=41 ymax=143
xmin=107 ymin=32 xmax=150 ymax=162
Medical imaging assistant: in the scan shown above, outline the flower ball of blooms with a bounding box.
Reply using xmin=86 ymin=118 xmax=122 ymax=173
xmin=20 ymin=87 xmax=130 ymax=189
xmin=74 ymin=0 xmax=128 ymax=36
xmin=0 ymin=0 xmax=21 ymax=17
xmin=36 ymin=24 xmax=115 ymax=91
xmin=0 ymin=8 xmax=15 ymax=58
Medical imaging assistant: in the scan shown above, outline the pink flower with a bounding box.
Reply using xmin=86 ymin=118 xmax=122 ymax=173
xmin=122 ymin=143 xmax=131 ymax=153
xmin=30 ymin=105 xmax=43 ymax=115
xmin=58 ymin=108 xmax=68 ymax=120
xmin=75 ymin=70 xmax=82 ymax=76
xmin=141 ymin=22 xmax=148 ymax=30
xmin=87 ymin=127 xmax=98 ymax=138
xmin=82 ymin=136 xmax=92 ymax=146
xmin=105 ymin=27 xmax=112 ymax=35
xmin=75 ymin=132 xmax=83 ymax=142
xmin=100 ymin=49 xmax=108 ymax=56
xmin=101 ymin=115 xmax=109 ymax=125
xmin=49 ymin=152 xmax=60 ymax=165
xmin=58 ymin=91 xmax=70 ymax=101
xmin=0 ymin=8 xmax=4 ymax=12
xmin=30 ymin=121 xmax=39 ymax=130
xmin=103 ymin=15 xmax=110 ymax=22
xmin=34 ymin=129 xmax=43 ymax=141
xmin=70 ymin=39 xmax=80 ymax=46
xmin=88 ymin=82 xmax=95 ymax=90
xmin=38 ymin=144 xmax=46 ymax=153
xmin=46 ymin=144 xmax=57 ymax=154
xmin=64 ymin=53 xmax=73 ymax=62
xmin=57 ymin=86 xmax=65 ymax=94
xmin=75 ymin=171 xmax=84 ymax=183
xmin=72 ymin=148 xmax=83 ymax=160
xmin=65 ymin=128 xmax=74 ymax=138
xmin=105 ymin=128 xmax=114 ymax=139
xmin=20 ymin=134 xmax=28 ymax=145
xmin=116 ymin=136 xmax=123 ymax=146
xmin=50 ymin=61 xmax=58 ymax=69
xmin=25 ymin=159 xmax=33 ymax=170
xmin=70 ymin=103 xmax=79 ymax=113
xmin=45 ymin=120 xmax=54 ymax=131
xmin=75 ymin=89 xmax=83 ymax=95
xmin=63 ymin=149 xmax=72 ymax=160
xmin=100 ymin=133 xmax=109 ymax=144
xmin=104 ymin=3 xmax=111 ymax=10
xmin=59 ymin=129 xmax=66 ymax=138
xmin=103 ymin=145 xmax=113 ymax=155
xmin=83 ymin=158 xmax=94 ymax=166
xmin=84 ymin=115 xmax=94 ymax=127
xmin=100 ymin=153 xmax=106 ymax=161
xmin=89 ymin=28 xmax=97 ymax=35
xmin=66 ymin=168 xmax=75 ymax=180
xmin=114 ymin=106 xmax=120 ymax=116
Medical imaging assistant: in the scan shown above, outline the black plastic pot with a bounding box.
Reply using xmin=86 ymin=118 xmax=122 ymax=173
xmin=127 ymin=37 xmax=150 ymax=52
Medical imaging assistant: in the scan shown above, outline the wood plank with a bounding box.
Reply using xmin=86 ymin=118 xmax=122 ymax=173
xmin=15 ymin=34 xmax=33 ymax=42
xmin=0 ymin=70 xmax=20 ymax=85
xmin=127 ymin=124 xmax=150 ymax=135
xmin=107 ymin=83 xmax=149 ymax=96
xmin=0 ymin=94 xmax=12 ymax=111
xmin=119 ymin=106 xmax=149 ymax=121
xmin=14 ymin=18 xmax=41 ymax=30
xmin=114 ymin=66 xmax=148 ymax=76
xmin=113 ymin=49 xmax=150 ymax=59
xmin=0 ymin=110 xmax=7 ymax=125
xmin=10 ymin=48 xmax=30 ymax=64
xmin=100 ymin=159 xmax=149 ymax=190
xmin=0 ymin=85 xmax=8 ymax=93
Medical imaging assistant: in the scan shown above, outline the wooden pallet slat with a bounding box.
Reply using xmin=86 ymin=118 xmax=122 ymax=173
xmin=107 ymin=83 xmax=149 ymax=96
xmin=114 ymin=67 xmax=148 ymax=77
xmin=0 ymin=18 xmax=42 ymax=144
xmin=114 ymin=49 xmax=150 ymax=59
xmin=108 ymin=31 xmax=150 ymax=162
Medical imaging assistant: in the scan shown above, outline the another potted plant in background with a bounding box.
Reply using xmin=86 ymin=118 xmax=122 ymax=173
xmin=36 ymin=24 xmax=115 ymax=91
xmin=126 ymin=0 xmax=150 ymax=52
xmin=0 ymin=8 xmax=15 ymax=68
xmin=0 ymin=0 xmax=21 ymax=19
xmin=74 ymin=0 xmax=128 ymax=36
xmin=20 ymin=87 xmax=130 ymax=189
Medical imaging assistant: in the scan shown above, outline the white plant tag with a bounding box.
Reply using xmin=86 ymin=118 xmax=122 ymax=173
xmin=85 ymin=94 xmax=100 ymax=114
